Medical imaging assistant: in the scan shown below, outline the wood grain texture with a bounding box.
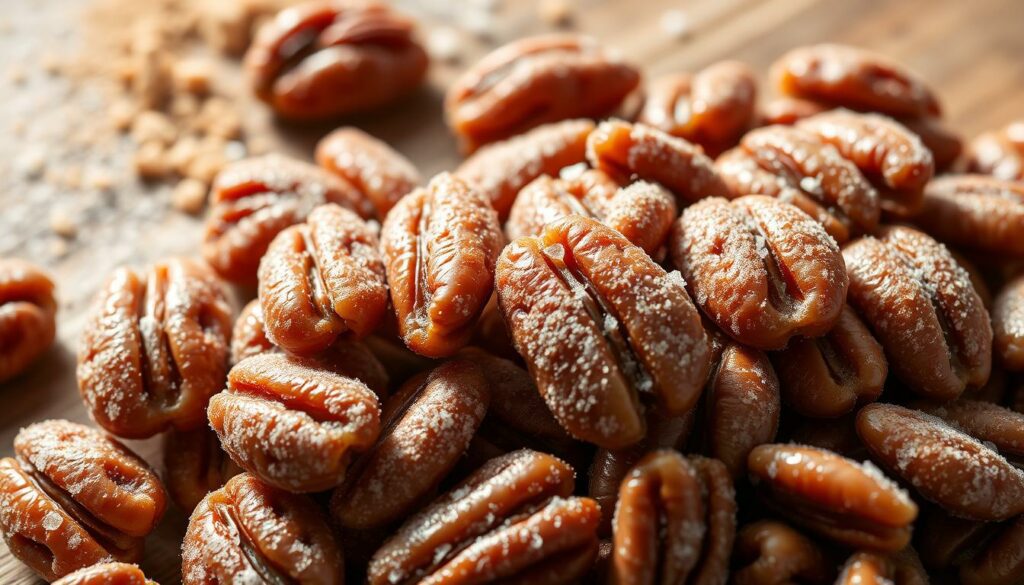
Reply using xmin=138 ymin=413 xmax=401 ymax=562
xmin=2 ymin=0 xmax=1023 ymax=582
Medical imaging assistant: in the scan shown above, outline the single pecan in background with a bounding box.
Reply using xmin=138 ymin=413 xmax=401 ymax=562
xmin=732 ymin=520 xmax=833 ymax=585
xmin=445 ymin=33 xmax=639 ymax=152
xmin=245 ymin=0 xmax=428 ymax=120
xmin=0 ymin=258 xmax=56 ymax=383
xmin=914 ymin=175 xmax=1024 ymax=258
xmin=78 ymin=257 xmax=233 ymax=439
xmin=203 ymin=154 xmax=374 ymax=284
xmin=0 ymin=420 xmax=166 ymax=581
xmin=380 ymin=172 xmax=503 ymax=358
xmin=258 ymin=203 xmax=387 ymax=355
xmin=498 ymin=215 xmax=710 ymax=448
xmin=967 ymin=119 xmax=1024 ymax=181
xmin=182 ymin=473 xmax=344 ymax=584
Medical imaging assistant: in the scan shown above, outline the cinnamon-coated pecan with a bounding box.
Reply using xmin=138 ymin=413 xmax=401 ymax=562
xmin=844 ymin=225 xmax=992 ymax=400
xmin=967 ymin=120 xmax=1024 ymax=181
xmin=671 ymin=195 xmax=848 ymax=350
xmin=258 ymin=203 xmax=387 ymax=355
xmin=586 ymin=119 xmax=731 ymax=206
xmin=497 ymin=215 xmax=711 ymax=448
xmin=732 ymin=520 xmax=832 ymax=585
xmin=78 ymin=257 xmax=232 ymax=439
xmin=748 ymin=443 xmax=917 ymax=551
xmin=915 ymin=175 xmax=1024 ymax=258
xmin=445 ymin=34 xmax=639 ymax=152
xmin=331 ymin=360 xmax=489 ymax=530
xmin=368 ymin=449 xmax=599 ymax=585
xmin=182 ymin=473 xmax=344 ymax=584
xmin=315 ymin=126 xmax=420 ymax=218
xmin=203 ymin=154 xmax=374 ymax=284
xmin=380 ymin=172 xmax=503 ymax=358
xmin=0 ymin=420 xmax=166 ymax=581
xmin=52 ymin=563 xmax=155 ymax=585
xmin=245 ymin=0 xmax=428 ymax=120
xmin=0 ymin=258 xmax=56 ymax=383
xmin=163 ymin=426 xmax=242 ymax=513
xmin=857 ymin=403 xmax=1024 ymax=521
xmin=208 ymin=352 xmax=381 ymax=492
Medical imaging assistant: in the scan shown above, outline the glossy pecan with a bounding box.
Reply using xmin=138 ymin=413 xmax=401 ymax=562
xmin=52 ymin=563 xmax=155 ymax=585
xmin=163 ymin=426 xmax=242 ymax=513
xmin=182 ymin=473 xmax=344 ymax=584
xmin=445 ymin=33 xmax=639 ymax=152
xmin=368 ymin=449 xmax=599 ymax=585
xmin=455 ymin=119 xmax=595 ymax=220
xmin=0 ymin=258 xmax=56 ymax=383
xmin=771 ymin=44 xmax=940 ymax=118
xmin=857 ymin=403 xmax=1024 ymax=521
xmin=245 ymin=0 xmax=428 ymax=120
xmin=732 ymin=520 xmax=832 ymax=585
xmin=506 ymin=170 xmax=677 ymax=257
xmin=900 ymin=114 xmax=963 ymax=171
xmin=916 ymin=399 xmax=1024 ymax=469
xmin=671 ymin=195 xmax=848 ymax=350
xmin=714 ymin=125 xmax=879 ymax=243
xmin=497 ymin=215 xmax=711 ymax=448
xmin=638 ymin=61 xmax=757 ymax=156
xmin=331 ymin=359 xmax=489 ymax=531
xmin=748 ymin=443 xmax=917 ymax=551
xmin=915 ymin=175 xmax=1024 ymax=258
xmin=208 ymin=352 xmax=381 ymax=492
xmin=771 ymin=304 xmax=887 ymax=418
xmin=611 ymin=451 xmax=735 ymax=585
xmin=203 ymin=154 xmax=374 ymax=284
xmin=0 ymin=420 xmax=166 ymax=581
xmin=586 ymin=119 xmax=730 ymax=206
xmin=967 ymin=120 xmax=1024 ymax=181
xmin=258 ymin=203 xmax=387 ymax=355
xmin=380 ymin=172 xmax=503 ymax=358
xmin=844 ymin=225 xmax=992 ymax=400
xmin=796 ymin=109 xmax=934 ymax=216
xmin=78 ymin=257 xmax=233 ymax=439
xmin=996 ymin=275 xmax=1024 ymax=371
xmin=315 ymin=126 xmax=421 ymax=218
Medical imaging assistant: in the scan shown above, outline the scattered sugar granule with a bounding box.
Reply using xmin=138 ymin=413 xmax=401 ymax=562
xmin=42 ymin=511 xmax=63 ymax=531
xmin=660 ymin=9 xmax=692 ymax=40
xmin=50 ymin=209 xmax=78 ymax=238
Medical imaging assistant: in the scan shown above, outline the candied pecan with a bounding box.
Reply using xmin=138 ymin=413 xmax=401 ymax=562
xmin=715 ymin=125 xmax=879 ymax=243
xmin=758 ymin=97 xmax=829 ymax=126
xmin=771 ymin=44 xmax=940 ymax=118
xmin=996 ymin=275 xmax=1024 ymax=370
xmin=445 ymin=33 xmax=640 ymax=152
xmin=901 ymin=115 xmax=963 ymax=171
xmin=182 ymin=473 xmax=343 ymax=584
xmin=586 ymin=119 xmax=730 ymax=205
xmin=0 ymin=258 xmax=56 ymax=383
xmin=915 ymin=175 xmax=1024 ymax=258
xmin=455 ymin=119 xmax=595 ymax=219
xmin=78 ymin=257 xmax=233 ymax=439
xmin=695 ymin=340 xmax=780 ymax=478
xmin=844 ymin=225 xmax=992 ymax=400
xmin=331 ymin=360 xmax=489 ymax=530
xmin=960 ymin=514 xmax=1024 ymax=585
xmin=315 ymin=126 xmax=420 ymax=218
xmin=506 ymin=170 xmax=677 ymax=257
xmin=637 ymin=61 xmax=757 ymax=156
xmin=748 ymin=443 xmax=917 ymax=551
xmin=771 ymin=304 xmax=887 ymax=418
xmin=203 ymin=154 xmax=374 ymax=284
xmin=258 ymin=203 xmax=387 ymax=355
xmin=0 ymin=420 xmax=166 ymax=581
xmin=245 ymin=0 xmax=427 ymax=120
xmin=208 ymin=352 xmax=381 ymax=492
xmin=497 ymin=215 xmax=711 ymax=448
xmin=163 ymin=426 xmax=242 ymax=513
xmin=967 ymin=120 xmax=1024 ymax=181
xmin=671 ymin=195 xmax=848 ymax=350
xmin=368 ymin=449 xmax=599 ymax=585
xmin=380 ymin=172 xmax=503 ymax=358
xmin=857 ymin=403 xmax=1024 ymax=521
xmin=796 ymin=109 xmax=934 ymax=216
xmin=732 ymin=520 xmax=833 ymax=585
xmin=52 ymin=563 xmax=154 ymax=585
xmin=611 ymin=451 xmax=736 ymax=585
xmin=916 ymin=399 xmax=1024 ymax=468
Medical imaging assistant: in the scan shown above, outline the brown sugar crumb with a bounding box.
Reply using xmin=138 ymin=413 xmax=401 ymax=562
xmin=173 ymin=57 xmax=213 ymax=95
xmin=131 ymin=110 xmax=178 ymax=145
xmin=538 ymin=0 xmax=574 ymax=27
xmin=171 ymin=178 xmax=208 ymax=214
xmin=49 ymin=209 xmax=78 ymax=238
xmin=134 ymin=141 xmax=170 ymax=180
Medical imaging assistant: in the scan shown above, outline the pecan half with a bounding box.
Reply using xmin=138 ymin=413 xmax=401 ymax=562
xmin=967 ymin=120 xmax=1024 ymax=181
xmin=497 ymin=215 xmax=711 ymax=448
xmin=0 ymin=258 xmax=56 ymax=383
xmin=78 ymin=257 xmax=233 ymax=439
xmin=915 ymin=175 xmax=1024 ymax=258
xmin=916 ymin=399 xmax=1024 ymax=469
xmin=163 ymin=426 xmax=242 ymax=513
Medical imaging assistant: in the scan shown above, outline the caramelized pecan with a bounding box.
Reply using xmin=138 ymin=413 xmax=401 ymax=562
xmin=967 ymin=120 xmax=1024 ymax=181
xmin=915 ymin=175 xmax=1024 ymax=258
xmin=916 ymin=399 xmax=1024 ymax=469
xmin=0 ymin=258 xmax=56 ymax=383
xmin=163 ymin=426 xmax=242 ymax=513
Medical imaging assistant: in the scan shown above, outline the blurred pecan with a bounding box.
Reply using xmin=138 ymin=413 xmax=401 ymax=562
xmin=315 ymin=126 xmax=420 ymax=218
xmin=915 ymin=175 xmax=1024 ymax=258
xmin=967 ymin=120 xmax=1024 ymax=181
xmin=0 ymin=258 xmax=56 ymax=383
xmin=732 ymin=520 xmax=833 ymax=585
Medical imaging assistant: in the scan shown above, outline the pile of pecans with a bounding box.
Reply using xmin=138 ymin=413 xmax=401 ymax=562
xmin=3 ymin=1 xmax=1024 ymax=584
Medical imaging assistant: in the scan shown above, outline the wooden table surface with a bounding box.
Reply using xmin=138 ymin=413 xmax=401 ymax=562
xmin=2 ymin=0 xmax=1023 ymax=582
